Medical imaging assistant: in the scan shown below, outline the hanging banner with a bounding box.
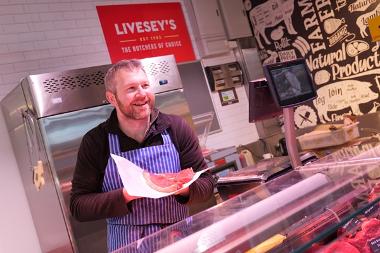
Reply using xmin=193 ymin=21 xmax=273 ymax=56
xmin=96 ymin=3 xmax=195 ymax=63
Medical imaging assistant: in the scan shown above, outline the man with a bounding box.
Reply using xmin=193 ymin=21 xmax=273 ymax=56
xmin=70 ymin=59 xmax=215 ymax=252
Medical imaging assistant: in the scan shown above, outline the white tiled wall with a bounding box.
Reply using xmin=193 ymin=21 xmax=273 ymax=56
xmin=201 ymin=53 xmax=259 ymax=148
xmin=0 ymin=1 xmax=259 ymax=252
xmin=207 ymin=86 xmax=259 ymax=148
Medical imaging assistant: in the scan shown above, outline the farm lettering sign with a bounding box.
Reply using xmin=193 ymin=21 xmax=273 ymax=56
xmin=245 ymin=0 xmax=380 ymax=127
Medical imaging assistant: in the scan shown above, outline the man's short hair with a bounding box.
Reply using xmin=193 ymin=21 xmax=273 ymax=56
xmin=104 ymin=59 xmax=145 ymax=93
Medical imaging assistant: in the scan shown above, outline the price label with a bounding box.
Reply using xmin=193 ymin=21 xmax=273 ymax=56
xmin=364 ymin=204 xmax=379 ymax=217
xmin=343 ymin=217 xmax=362 ymax=233
xmin=369 ymin=236 xmax=380 ymax=253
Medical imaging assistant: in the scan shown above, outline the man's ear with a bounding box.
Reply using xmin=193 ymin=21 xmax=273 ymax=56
xmin=106 ymin=91 xmax=116 ymax=106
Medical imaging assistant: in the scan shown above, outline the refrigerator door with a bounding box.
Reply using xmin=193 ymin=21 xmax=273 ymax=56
xmin=1 ymin=84 xmax=74 ymax=253
xmin=39 ymin=105 xmax=114 ymax=253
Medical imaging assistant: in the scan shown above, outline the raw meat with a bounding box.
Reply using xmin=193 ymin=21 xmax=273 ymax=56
xmin=320 ymin=218 xmax=380 ymax=253
xmin=345 ymin=230 xmax=370 ymax=253
xmin=175 ymin=168 xmax=195 ymax=184
xmin=362 ymin=218 xmax=380 ymax=238
xmin=323 ymin=241 xmax=360 ymax=253
xmin=143 ymin=168 xmax=194 ymax=193
xmin=345 ymin=218 xmax=380 ymax=252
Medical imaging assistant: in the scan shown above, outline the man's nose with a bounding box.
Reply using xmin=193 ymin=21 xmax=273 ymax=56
xmin=135 ymin=86 xmax=146 ymax=96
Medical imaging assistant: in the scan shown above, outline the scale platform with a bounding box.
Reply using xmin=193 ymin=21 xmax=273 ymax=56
xmin=216 ymin=152 xmax=318 ymax=200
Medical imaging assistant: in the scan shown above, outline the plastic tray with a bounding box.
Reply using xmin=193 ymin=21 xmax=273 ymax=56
xmin=297 ymin=122 xmax=359 ymax=150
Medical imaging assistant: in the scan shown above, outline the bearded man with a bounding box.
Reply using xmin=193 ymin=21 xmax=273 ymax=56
xmin=70 ymin=59 xmax=215 ymax=252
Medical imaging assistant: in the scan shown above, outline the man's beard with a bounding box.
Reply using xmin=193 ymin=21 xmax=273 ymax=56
xmin=115 ymin=94 xmax=152 ymax=120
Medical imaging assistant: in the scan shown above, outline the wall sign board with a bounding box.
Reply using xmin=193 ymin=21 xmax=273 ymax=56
xmin=96 ymin=3 xmax=195 ymax=63
xmin=246 ymin=0 xmax=380 ymax=127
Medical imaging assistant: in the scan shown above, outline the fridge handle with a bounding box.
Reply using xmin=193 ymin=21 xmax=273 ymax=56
xmin=21 ymin=109 xmax=46 ymax=190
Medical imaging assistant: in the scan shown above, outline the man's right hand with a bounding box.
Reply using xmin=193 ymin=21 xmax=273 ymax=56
xmin=122 ymin=188 xmax=141 ymax=203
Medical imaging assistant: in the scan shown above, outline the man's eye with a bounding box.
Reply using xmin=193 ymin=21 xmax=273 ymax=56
xmin=142 ymin=84 xmax=150 ymax=89
xmin=127 ymin=87 xmax=136 ymax=92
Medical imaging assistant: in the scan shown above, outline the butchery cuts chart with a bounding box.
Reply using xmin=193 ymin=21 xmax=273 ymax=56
xmin=246 ymin=0 xmax=380 ymax=127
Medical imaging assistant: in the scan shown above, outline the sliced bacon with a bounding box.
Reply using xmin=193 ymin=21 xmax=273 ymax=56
xmin=143 ymin=168 xmax=194 ymax=193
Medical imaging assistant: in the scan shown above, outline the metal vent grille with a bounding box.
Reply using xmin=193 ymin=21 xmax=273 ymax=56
xmin=43 ymin=71 xmax=105 ymax=94
xmin=144 ymin=60 xmax=170 ymax=77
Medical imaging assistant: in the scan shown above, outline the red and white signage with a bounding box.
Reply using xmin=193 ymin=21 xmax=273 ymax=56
xmin=96 ymin=3 xmax=196 ymax=63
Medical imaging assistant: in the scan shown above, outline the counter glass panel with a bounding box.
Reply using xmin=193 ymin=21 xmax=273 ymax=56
xmin=114 ymin=152 xmax=380 ymax=253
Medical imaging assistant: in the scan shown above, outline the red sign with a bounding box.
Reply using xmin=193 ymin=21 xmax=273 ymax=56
xmin=96 ymin=3 xmax=196 ymax=63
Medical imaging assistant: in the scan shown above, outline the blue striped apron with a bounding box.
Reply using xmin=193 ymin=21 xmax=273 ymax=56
xmin=102 ymin=130 xmax=189 ymax=252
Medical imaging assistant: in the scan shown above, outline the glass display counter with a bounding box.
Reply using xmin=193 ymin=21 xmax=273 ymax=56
xmin=113 ymin=154 xmax=380 ymax=253
xmin=310 ymin=139 xmax=380 ymax=164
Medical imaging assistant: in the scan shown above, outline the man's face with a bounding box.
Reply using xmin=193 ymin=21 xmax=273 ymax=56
xmin=108 ymin=69 xmax=155 ymax=120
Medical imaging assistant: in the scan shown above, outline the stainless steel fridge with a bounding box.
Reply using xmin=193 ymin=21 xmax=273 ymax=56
xmin=1 ymin=55 xmax=193 ymax=253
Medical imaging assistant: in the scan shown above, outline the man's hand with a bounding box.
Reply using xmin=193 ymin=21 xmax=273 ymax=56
xmin=122 ymin=188 xmax=141 ymax=203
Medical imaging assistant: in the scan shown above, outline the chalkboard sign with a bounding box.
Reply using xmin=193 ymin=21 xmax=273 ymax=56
xmin=178 ymin=61 xmax=221 ymax=133
xmin=245 ymin=0 xmax=380 ymax=128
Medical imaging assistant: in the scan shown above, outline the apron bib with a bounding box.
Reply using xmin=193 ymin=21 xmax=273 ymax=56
xmin=102 ymin=130 xmax=188 ymax=252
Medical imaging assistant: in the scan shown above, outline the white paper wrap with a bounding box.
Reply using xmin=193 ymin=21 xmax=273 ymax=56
xmin=111 ymin=154 xmax=207 ymax=199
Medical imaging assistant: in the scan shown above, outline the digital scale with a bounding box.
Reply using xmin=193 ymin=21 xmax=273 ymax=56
xmin=252 ymin=58 xmax=317 ymax=168
xmin=216 ymin=58 xmax=318 ymax=200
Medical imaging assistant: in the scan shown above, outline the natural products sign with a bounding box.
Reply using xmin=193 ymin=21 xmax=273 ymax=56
xmin=97 ymin=3 xmax=195 ymax=63
xmin=245 ymin=0 xmax=380 ymax=128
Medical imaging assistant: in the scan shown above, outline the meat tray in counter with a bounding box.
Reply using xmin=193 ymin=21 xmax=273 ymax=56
xmin=317 ymin=217 xmax=380 ymax=253
xmin=265 ymin=185 xmax=380 ymax=253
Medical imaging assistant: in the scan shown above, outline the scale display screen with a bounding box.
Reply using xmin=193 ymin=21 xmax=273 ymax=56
xmin=263 ymin=58 xmax=316 ymax=107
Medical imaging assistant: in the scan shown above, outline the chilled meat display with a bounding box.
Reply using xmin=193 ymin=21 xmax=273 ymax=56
xmin=318 ymin=218 xmax=380 ymax=253
xmin=323 ymin=241 xmax=360 ymax=253
xmin=344 ymin=218 xmax=380 ymax=253
xmin=143 ymin=168 xmax=194 ymax=193
xmin=268 ymin=190 xmax=380 ymax=253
